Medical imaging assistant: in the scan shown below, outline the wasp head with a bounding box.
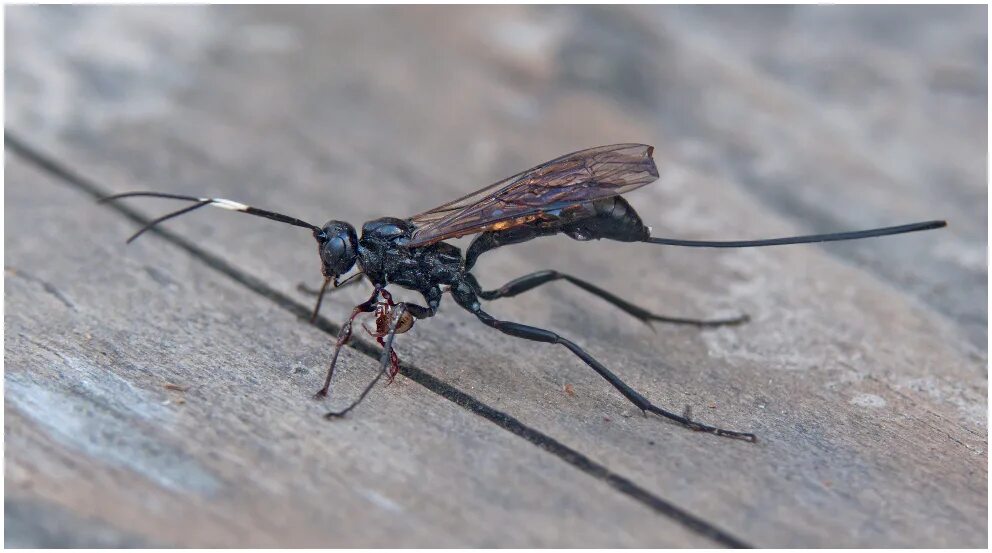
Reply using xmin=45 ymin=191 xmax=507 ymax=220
xmin=314 ymin=220 xmax=358 ymax=280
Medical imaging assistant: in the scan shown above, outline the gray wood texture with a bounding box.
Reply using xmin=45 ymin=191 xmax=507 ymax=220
xmin=5 ymin=5 xmax=987 ymax=547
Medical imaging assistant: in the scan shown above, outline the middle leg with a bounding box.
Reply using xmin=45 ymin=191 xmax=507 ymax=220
xmin=375 ymin=288 xmax=439 ymax=382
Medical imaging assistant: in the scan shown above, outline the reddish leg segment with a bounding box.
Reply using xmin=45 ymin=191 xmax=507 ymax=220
xmin=314 ymin=288 xmax=380 ymax=399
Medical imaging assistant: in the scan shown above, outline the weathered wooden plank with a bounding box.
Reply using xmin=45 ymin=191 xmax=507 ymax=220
xmin=6 ymin=5 xmax=986 ymax=547
xmin=5 ymin=156 xmax=715 ymax=547
xmin=610 ymin=5 xmax=988 ymax=348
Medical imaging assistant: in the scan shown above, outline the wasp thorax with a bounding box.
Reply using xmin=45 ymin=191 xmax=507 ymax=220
xmin=315 ymin=220 xmax=358 ymax=278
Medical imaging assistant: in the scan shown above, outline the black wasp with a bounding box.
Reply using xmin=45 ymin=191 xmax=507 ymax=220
xmin=105 ymin=144 xmax=946 ymax=442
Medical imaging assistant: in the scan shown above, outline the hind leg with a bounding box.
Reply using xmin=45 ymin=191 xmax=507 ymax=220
xmin=466 ymin=271 xmax=747 ymax=327
xmin=451 ymin=282 xmax=755 ymax=442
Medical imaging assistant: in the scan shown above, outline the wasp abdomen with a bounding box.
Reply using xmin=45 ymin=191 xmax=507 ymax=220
xmin=561 ymin=196 xmax=650 ymax=242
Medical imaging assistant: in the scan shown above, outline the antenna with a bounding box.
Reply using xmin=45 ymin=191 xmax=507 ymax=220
xmin=101 ymin=191 xmax=322 ymax=243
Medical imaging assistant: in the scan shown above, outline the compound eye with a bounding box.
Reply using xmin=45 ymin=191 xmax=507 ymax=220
xmin=328 ymin=236 xmax=348 ymax=256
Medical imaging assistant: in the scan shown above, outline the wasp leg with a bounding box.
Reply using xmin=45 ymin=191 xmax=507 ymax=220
xmin=307 ymin=278 xmax=332 ymax=324
xmin=377 ymin=335 xmax=402 ymax=382
xmin=486 ymin=310 xmax=754 ymax=440
xmin=298 ymin=272 xmax=365 ymax=323
xmin=466 ymin=271 xmax=748 ymax=328
xmin=374 ymin=288 xmax=440 ymax=382
xmin=314 ymin=289 xmax=379 ymax=399
xmin=361 ymin=320 xmax=399 ymax=379
xmin=325 ymin=305 xmax=407 ymax=418
xmin=450 ymin=282 xmax=754 ymax=441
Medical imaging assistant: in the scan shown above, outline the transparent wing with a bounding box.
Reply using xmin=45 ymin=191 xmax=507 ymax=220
xmin=407 ymin=144 xmax=658 ymax=246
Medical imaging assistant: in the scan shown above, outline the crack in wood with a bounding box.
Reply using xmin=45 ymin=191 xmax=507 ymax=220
xmin=6 ymin=266 xmax=77 ymax=311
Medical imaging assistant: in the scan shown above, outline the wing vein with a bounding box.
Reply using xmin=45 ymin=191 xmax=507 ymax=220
xmin=406 ymin=144 xmax=658 ymax=246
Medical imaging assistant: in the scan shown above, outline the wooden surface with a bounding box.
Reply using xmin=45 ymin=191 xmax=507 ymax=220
xmin=5 ymin=5 xmax=987 ymax=547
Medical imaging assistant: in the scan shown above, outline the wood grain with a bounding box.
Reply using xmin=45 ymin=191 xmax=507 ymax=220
xmin=5 ymin=154 xmax=714 ymax=548
xmin=5 ymin=5 xmax=986 ymax=547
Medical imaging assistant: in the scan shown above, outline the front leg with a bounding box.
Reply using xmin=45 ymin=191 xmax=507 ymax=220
xmin=325 ymin=304 xmax=409 ymax=419
xmin=314 ymin=287 xmax=380 ymax=398
xmin=298 ymin=272 xmax=366 ymax=323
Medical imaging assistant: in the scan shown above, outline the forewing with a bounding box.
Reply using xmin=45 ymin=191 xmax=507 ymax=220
xmin=408 ymin=144 xmax=658 ymax=246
